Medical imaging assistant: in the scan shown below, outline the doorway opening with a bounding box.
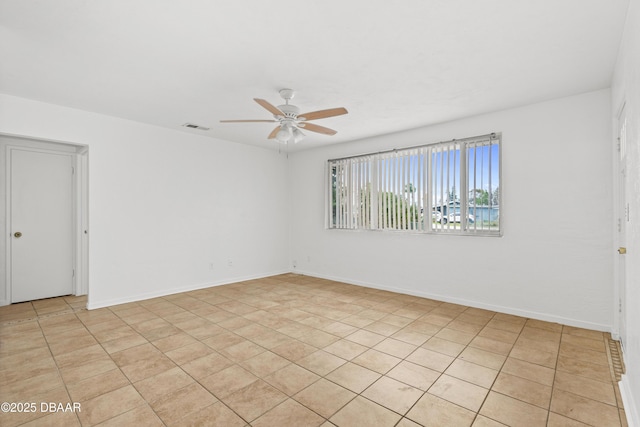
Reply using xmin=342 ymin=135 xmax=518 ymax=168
xmin=1 ymin=134 xmax=88 ymax=306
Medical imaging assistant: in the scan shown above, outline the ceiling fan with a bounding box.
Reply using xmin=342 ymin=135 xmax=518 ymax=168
xmin=220 ymin=89 xmax=348 ymax=144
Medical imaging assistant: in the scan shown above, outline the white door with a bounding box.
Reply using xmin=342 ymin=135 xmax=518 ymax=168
xmin=10 ymin=148 xmax=74 ymax=303
xmin=617 ymin=109 xmax=628 ymax=348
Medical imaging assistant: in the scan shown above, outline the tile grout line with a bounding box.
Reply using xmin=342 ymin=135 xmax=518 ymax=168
xmin=468 ymin=310 xmax=520 ymax=427
xmin=37 ymin=300 xmax=85 ymax=426
xmin=76 ymin=304 xmax=164 ymax=427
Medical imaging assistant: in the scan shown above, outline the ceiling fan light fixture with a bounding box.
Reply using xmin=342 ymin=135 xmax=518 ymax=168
xmin=292 ymin=127 xmax=305 ymax=143
xmin=275 ymin=126 xmax=292 ymax=143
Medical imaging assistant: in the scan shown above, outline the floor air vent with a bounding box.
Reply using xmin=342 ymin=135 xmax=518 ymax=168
xmin=607 ymin=337 xmax=625 ymax=381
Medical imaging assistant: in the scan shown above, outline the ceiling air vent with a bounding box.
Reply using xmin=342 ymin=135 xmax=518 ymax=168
xmin=182 ymin=123 xmax=210 ymax=131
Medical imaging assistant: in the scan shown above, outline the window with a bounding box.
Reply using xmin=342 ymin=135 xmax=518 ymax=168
xmin=328 ymin=133 xmax=501 ymax=235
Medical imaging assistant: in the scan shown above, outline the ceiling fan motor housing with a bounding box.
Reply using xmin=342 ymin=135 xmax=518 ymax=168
xmin=276 ymin=104 xmax=300 ymax=119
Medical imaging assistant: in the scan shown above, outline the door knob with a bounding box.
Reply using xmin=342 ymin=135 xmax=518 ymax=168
xmin=618 ymin=247 xmax=627 ymax=254
xmin=14 ymin=232 xmax=22 ymax=238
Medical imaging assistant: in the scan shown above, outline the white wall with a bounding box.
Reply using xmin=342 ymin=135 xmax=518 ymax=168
xmin=290 ymin=89 xmax=613 ymax=331
xmin=612 ymin=0 xmax=640 ymax=423
xmin=0 ymin=94 xmax=290 ymax=308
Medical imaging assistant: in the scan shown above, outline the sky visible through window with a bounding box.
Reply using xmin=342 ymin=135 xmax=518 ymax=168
xmin=377 ymin=142 xmax=499 ymax=207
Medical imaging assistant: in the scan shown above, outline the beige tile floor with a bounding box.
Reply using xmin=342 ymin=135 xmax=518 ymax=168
xmin=0 ymin=273 xmax=628 ymax=426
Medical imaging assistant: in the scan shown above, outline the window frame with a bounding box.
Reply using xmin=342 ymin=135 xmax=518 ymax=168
xmin=326 ymin=132 xmax=502 ymax=236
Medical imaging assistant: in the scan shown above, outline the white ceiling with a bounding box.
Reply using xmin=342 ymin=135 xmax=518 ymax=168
xmin=0 ymin=0 xmax=630 ymax=151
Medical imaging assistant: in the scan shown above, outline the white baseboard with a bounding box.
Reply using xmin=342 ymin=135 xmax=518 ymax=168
xmin=87 ymin=266 xmax=611 ymax=332
xmin=293 ymin=269 xmax=611 ymax=332
xmin=0 ymin=299 xmax=8 ymax=307
xmin=86 ymin=269 xmax=290 ymax=310
xmin=620 ymin=374 xmax=639 ymax=427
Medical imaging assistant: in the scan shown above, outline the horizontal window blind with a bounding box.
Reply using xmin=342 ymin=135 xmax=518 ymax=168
xmin=328 ymin=133 xmax=501 ymax=235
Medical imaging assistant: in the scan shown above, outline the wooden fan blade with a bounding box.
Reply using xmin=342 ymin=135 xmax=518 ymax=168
xmin=267 ymin=126 xmax=281 ymax=139
xmin=300 ymin=122 xmax=337 ymax=136
xmin=254 ymin=98 xmax=284 ymax=116
xmin=220 ymin=119 xmax=277 ymax=123
xmin=299 ymin=107 xmax=348 ymax=121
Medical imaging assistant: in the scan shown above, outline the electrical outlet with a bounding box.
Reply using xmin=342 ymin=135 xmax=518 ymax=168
xmin=227 ymin=260 xmax=233 ymax=267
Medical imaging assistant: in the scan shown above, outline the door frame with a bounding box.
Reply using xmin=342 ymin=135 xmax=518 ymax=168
xmin=1 ymin=134 xmax=89 ymax=305
xmin=612 ymin=102 xmax=627 ymax=346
